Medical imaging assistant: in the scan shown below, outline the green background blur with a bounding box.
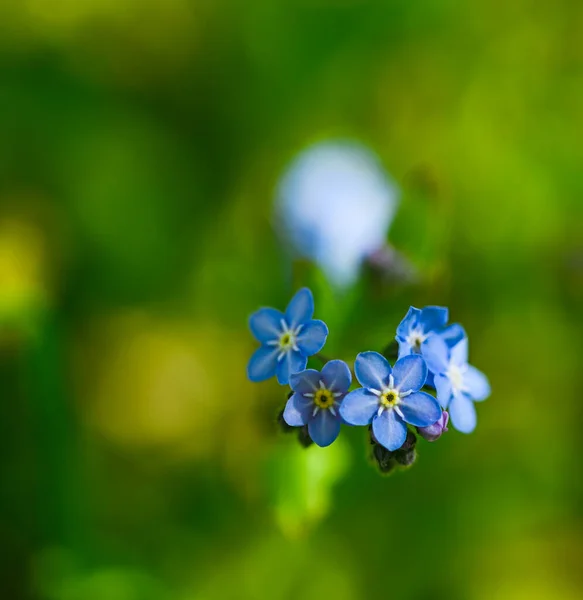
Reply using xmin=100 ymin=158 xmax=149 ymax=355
xmin=1 ymin=1 xmax=582 ymax=599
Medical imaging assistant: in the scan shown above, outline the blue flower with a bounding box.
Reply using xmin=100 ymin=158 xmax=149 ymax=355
xmin=340 ymin=352 xmax=442 ymax=451
xmin=247 ymin=288 xmax=328 ymax=385
xmin=422 ymin=330 xmax=490 ymax=434
xmin=275 ymin=141 xmax=399 ymax=289
xmin=396 ymin=306 xmax=449 ymax=358
xmin=283 ymin=360 xmax=352 ymax=447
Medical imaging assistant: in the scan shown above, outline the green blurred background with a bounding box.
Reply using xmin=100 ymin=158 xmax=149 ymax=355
xmin=1 ymin=1 xmax=582 ymax=599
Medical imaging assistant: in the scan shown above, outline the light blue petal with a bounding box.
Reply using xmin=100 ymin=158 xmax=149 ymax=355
xmin=425 ymin=371 xmax=435 ymax=388
xmin=248 ymin=307 xmax=284 ymax=343
xmin=285 ymin=287 xmax=314 ymax=328
xmin=354 ymin=351 xmax=392 ymax=391
xmin=450 ymin=336 xmax=468 ymax=366
xmin=289 ymin=369 xmax=321 ymax=395
xmin=392 ymin=354 xmax=427 ymax=392
xmin=464 ymin=365 xmax=490 ymax=401
xmin=434 ymin=373 xmax=453 ymax=408
xmin=420 ymin=306 xmax=449 ymax=331
xmin=339 ymin=388 xmax=378 ymax=425
xmin=422 ymin=335 xmax=449 ymax=374
xmin=321 ymin=360 xmax=352 ymax=394
xmin=396 ymin=338 xmax=413 ymax=359
xmin=399 ymin=391 xmax=441 ymax=427
xmin=372 ymin=409 xmax=407 ymax=451
xmin=449 ymin=392 xmax=477 ymax=433
xmin=441 ymin=323 xmax=466 ymax=348
xmin=296 ymin=319 xmax=328 ymax=355
xmin=308 ymin=410 xmax=341 ymax=447
xmin=276 ymin=351 xmax=307 ymax=385
xmin=247 ymin=345 xmax=279 ymax=382
xmin=283 ymin=393 xmax=312 ymax=426
xmin=396 ymin=306 xmax=421 ymax=338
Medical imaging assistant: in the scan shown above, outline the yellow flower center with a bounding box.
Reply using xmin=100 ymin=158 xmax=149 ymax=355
xmin=380 ymin=390 xmax=400 ymax=407
xmin=314 ymin=389 xmax=335 ymax=409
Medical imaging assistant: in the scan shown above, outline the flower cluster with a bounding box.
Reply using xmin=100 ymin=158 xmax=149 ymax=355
xmin=247 ymin=288 xmax=490 ymax=471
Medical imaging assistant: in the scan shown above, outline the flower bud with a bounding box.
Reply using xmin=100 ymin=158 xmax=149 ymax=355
xmin=297 ymin=425 xmax=314 ymax=448
xmin=394 ymin=449 xmax=417 ymax=466
xmin=417 ymin=410 xmax=449 ymax=442
xmin=372 ymin=443 xmax=396 ymax=473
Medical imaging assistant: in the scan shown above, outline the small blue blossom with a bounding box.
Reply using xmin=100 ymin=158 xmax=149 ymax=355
xmin=423 ymin=330 xmax=490 ymax=434
xmin=283 ymin=360 xmax=352 ymax=447
xmin=247 ymin=288 xmax=328 ymax=385
xmin=396 ymin=306 xmax=449 ymax=358
xmin=340 ymin=352 xmax=442 ymax=451
xmin=275 ymin=141 xmax=399 ymax=289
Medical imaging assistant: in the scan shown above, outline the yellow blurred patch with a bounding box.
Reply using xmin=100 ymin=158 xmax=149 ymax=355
xmin=76 ymin=311 xmax=269 ymax=476
xmin=0 ymin=217 xmax=49 ymax=320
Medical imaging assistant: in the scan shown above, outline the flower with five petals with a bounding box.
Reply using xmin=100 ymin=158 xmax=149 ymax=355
xmin=247 ymin=288 xmax=328 ymax=385
xmin=422 ymin=330 xmax=490 ymax=433
xmin=283 ymin=360 xmax=352 ymax=447
xmin=340 ymin=352 xmax=441 ymax=451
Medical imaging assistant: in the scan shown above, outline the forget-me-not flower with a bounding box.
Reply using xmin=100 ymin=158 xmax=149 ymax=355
xmin=247 ymin=288 xmax=328 ymax=385
xmin=340 ymin=352 xmax=441 ymax=451
xmin=283 ymin=360 xmax=352 ymax=447
xmin=275 ymin=141 xmax=399 ymax=289
xmin=423 ymin=330 xmax=490 ymax=433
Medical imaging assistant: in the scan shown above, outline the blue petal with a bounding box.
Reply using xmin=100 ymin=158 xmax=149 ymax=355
xmin=247 ymin=345 xmax=279 ymax=382
xmin=434 ymin=373 xmax=453 ymax=408
xmin=422 ymin=335 xmax=449 ymax=375
xmin=276 ymin=351 xmax=307 ymax=385
xmin=339 ymin=388 xmax=379 ymax=425
xmin=308 ymin=410 xmax=341 ymax=447
xmin=450 ymin=336 xmax=468 ymax=366
xmin=354 ymin=351 xmax=392 ymax=391
xmin=441 ymin=323 xmax=466 ymax=348
xmin=464 ymin=365 xmax=490 ymax=401
xmin=420 ymin=306 xmax=449 ymax=331
xmin=399 ymin=391 xmax=441 ymax=427
xmin=372 ymin=409 xmax=407 ymax=451
xmin=392 ymin=354 xmax=427 ymax=392
xmin=396 ymin=307 xmax=421 ymax=338
xmin=296 ymin=319 xmax=328 ymax=355
xmin=396 ymin=338 xmax=413 ymax=359
xmin=248 ymin=307 xmax=284 ymax=343
xmin=449 ymin=392 xmax=477 ymax=433
xmin=425 ymin=371 xmax=435 ymax=388
xmin=283 ymin=393 xmax=313 ymax=426
xmin=289 ymin=369 xmax=321 ymax=394
xmin=321 ymin=360 xmax=352 ymax=394
xmin=285 ymin=288 xmax=314 ymax=328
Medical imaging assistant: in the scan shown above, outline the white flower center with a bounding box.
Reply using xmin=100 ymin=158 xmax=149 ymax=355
xmin=406 ymin=327 xmax=427 ymax=352
xmin=446 ymin=363 xmax=467 ymax=392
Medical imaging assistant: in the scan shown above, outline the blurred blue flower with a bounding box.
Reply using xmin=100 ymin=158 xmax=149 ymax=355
xmin=423 ymin=331 xmax=490 ymax=434
xmin=340 ymin=353 xmax=441 ymax=451
xmin=283 ymin=360 xmax=352 ymax=447
xmin=417 ymin=410 xmax=449 ymax=442
xmin=275 ymin=141 xmax=399 ymax=288
xmin=247 ymin=288 xmax=328 ymax=385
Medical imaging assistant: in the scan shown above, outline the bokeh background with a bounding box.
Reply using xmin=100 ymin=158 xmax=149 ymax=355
xmin=1 ymin=1 xmax=583 ymax=599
